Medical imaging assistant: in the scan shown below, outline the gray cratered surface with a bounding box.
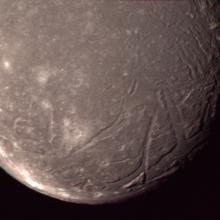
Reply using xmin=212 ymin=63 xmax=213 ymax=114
xmin=0 ymin=0 xmax=219 ymax=204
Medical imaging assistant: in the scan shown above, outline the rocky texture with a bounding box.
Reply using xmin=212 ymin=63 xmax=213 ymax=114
xmin=0 ymin=0 xmax=219 ymax=204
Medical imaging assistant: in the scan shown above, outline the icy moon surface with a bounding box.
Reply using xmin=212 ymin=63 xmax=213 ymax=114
xmin=0 ymin=0 xmax=219 ymax=204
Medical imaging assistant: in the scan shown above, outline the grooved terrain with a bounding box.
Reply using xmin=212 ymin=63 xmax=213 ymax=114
xmin=0 ymin=0 xmax=219 ymax=204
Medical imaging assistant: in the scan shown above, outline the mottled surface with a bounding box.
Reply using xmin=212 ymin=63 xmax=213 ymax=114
xmin=0 ymin=0 xmax=219 ymax=204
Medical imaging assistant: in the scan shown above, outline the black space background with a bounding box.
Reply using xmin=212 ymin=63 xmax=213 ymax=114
xmin=1 ymin=102 xmax=220 ymax=220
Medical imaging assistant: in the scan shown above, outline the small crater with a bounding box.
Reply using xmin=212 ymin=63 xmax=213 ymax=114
xmin=32 ymin=65 xmax=56 ymax=87
xmin=40 ymin=99 xmax=53 ymax=110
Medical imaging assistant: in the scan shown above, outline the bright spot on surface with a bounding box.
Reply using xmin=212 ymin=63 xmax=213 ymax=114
xmin=62 ymin=117 xmax=92 ymax=154
xmin=41 ymin=99 xmax=52 ymax=109
xmin=95 ymin=192 xmax=104 ymax=198
xmin=18 ymin=166 xmax=45 ymax=191
xmin=4 ymin=61 xmax=10 ymax=68
xmin=63 ymin=118 xmax=88 ymax=145
xmin=0 ymin=147 xmax=8 ymax=158
xmin=63 ymin=118 xmax=71 ymax=127
xmin=36 ymin=69 xmax=51 ymax=85
xmin=2 ymin=59 xmax=12 ymax=70
xmin=57 ymin=188 xmax=71 ymax=199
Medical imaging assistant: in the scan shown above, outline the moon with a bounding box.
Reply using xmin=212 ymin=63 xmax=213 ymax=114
xmin=0 ymin=0 xmax=219 ymax=204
